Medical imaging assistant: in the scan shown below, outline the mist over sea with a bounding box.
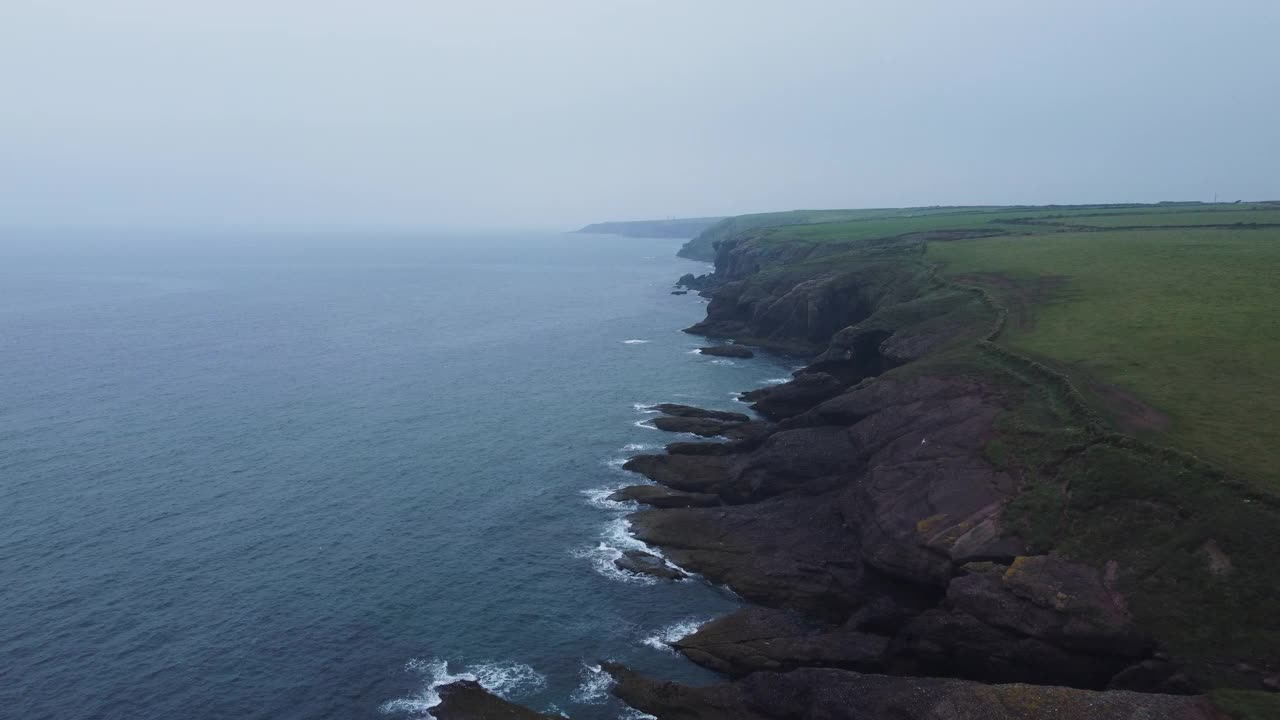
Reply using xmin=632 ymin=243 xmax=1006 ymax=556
xmin=0 ymin=231 xmax=794 ymax=720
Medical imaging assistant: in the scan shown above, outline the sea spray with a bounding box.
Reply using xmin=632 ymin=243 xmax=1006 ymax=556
xmin=380 ymin=659 xmax=546 ymax=719
xmin=640 ymin=618 xmax=711 ymax=654
xmin=568 ymin=663 xmax=614 ymax=704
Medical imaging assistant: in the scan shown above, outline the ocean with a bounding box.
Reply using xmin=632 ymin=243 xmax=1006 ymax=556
xmin=0 ymin=230 xmax=794 ymax=720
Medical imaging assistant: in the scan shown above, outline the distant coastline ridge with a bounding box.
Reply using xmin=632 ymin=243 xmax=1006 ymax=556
xmin=574 ymin=216 xmax=725 ymax=240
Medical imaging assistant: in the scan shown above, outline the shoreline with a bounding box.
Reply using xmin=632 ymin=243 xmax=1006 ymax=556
xmin=434 ymin=226 xmax=1272 ymax=719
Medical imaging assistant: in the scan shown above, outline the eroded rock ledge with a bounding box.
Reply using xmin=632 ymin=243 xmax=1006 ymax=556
xmin=602 ymin=663 xmax=1219 ymax=720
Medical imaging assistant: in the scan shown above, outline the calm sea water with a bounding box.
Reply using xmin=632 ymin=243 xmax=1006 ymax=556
xmin=0 ymin=231 xmax=794 ymax=720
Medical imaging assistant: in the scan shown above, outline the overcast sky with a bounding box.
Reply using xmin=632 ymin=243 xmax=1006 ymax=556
xmin=2 ymin=1 xmax=1277 ymax=230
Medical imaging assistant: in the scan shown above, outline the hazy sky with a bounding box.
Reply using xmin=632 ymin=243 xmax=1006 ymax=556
xmin=3 ymin=1 xmax=1277 ymax=230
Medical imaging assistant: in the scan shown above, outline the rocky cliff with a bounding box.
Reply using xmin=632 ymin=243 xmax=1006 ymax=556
xmin=441 ymin=224 xmax=1280 ymax=718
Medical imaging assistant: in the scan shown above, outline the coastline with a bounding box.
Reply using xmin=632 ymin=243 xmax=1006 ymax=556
xmin=436 ymin=224 xmax=1277 ymax=719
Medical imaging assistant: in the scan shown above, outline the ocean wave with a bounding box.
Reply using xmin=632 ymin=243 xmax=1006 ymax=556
xmin=685 ymin=348 xmax=702 ymax=355
xmin=632 ymin=419 xmax=657 ymax=430
xmin=380 ymin=659 xmax=546 ymax=719
xmin=709 ymin=359 xmax=736 ymax=366
xmin=631 ymin=403 xmax=661 ymax=413
xmin=581 ymin=485 xmax=634 ymax=511
xmin=618 ymin=710 xmax=659 ymax=720
xmin=571 ymin=518 xmax=663 ymax=585
xmin=602 ymin=457 xmax=628 ymax=471
xmin=622 ymin=339 xmax=650 ymax=344
xmin=640 ymin=617 xmax=710 ymax=653
xmin=621 ymin=442 xmax=656 ymax=452
xmin=568 ymin=663 xmax=615 ymax=705
xmin=761 ymin=377 xmax=790 ymax=385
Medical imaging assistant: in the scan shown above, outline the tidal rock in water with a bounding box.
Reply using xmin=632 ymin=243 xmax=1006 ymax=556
xmin=433 ymin=680 xmax=557 ymax=719
xmin=650 ymin=403 xmax=750 ymax=422
xmin=651 ymin=415 xmax=742 ymax=437
xmin=699 ymin=345 xmax=754 ymax=358
xmin=614 ymin=549 xmax=687 ymax=580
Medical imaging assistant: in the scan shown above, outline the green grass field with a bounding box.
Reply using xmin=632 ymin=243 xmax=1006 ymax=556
xmin=929 ymin=226 xmax=1280 ymax=492
xmin=710 ymin=201 xmax=1280 ymax=492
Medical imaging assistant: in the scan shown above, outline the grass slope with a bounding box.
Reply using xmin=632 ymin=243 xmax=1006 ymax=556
xmin=929 ymin=227 xmax=1280 ymax=492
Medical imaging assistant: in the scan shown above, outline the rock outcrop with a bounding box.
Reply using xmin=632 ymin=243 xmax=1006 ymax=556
xmin=741 ymin=372 xmax=846 ymax=420
xmin=699 ymin=345 xmax=755 ymax=358
xmin=614 ymin=549 xmax=687 ymax=580
xmin=603 ymin=664 xmax=1221 ymax=720
xmin=432 ymin=681 xmax=558 ymax=719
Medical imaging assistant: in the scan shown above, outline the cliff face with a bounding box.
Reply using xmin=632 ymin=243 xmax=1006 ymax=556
xmin=606 ymin=228 xmax=1280 ymax=717
xmin=441 ymin=221 xmax=1280 ymax=717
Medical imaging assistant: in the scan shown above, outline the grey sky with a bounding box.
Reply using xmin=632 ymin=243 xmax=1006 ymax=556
xmin=3 ymin=1 xmax=1277 ymax=230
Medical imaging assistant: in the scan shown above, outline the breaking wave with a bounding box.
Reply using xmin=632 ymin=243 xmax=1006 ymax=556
xmin=640 ymin=618 xmax=709 ymax=653
xmin=380 ymin=659 xmax=546 ymax=719
xmin=568 ymin=663 xmax=614 ymax=704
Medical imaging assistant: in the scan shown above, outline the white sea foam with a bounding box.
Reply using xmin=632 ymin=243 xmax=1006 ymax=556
xmin=380 ymin=659 xmax=546 ymax=719
xmin=602 ymin=457 xmax=628 ymax=471
xmin=640 ymin=618 xmax=710 ymax=653
xmin=631 ymin=403 xmax=661 ymax=413
xmin=618 ymin=710 xmax=659 ymax=720
xmin=569 ymin=663 xmax=614 ymax=704
xmin=709 ymin=359 xmax=736 ymax=366
xmin=622 ymin=339 xmax=650 ymax=344
xmin=572 ymin=518 xmax=663 ymax=585
xmin=762 ymin=377 xmax=790 ymax=385
xmin=621 ymin=442 xmax=656 ymax=452
xmin=632 ymin=419 xmax=656 ymax=430
xmin=581 ymin=486 xmax=634 ymax=511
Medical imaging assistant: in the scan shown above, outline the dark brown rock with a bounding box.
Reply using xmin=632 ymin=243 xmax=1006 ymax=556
xmin=888 ymin=607 xmax=1129 ymax=689
xmin=699 ymin=345 xmax=755 ymax=358
xmin=674 ymin=607 xmax=887 ymax=676
xmin=651 ymin=415 xmax=742 ymax=437
xmin=608 ymin=485 xmax=720 ymax=509
xmin=741 ymin=372 xmax=846 ymax=420
xmin=603 ymin=664 xmax=1220 ymax=720
xmin=666 ymin=441 xmax=738 ymax=456
xmin=432 ymin=681 xmax=557 ymax=719
xmin=628 ymin=493 xmax=867 ymax=619
xmin=719 ymin=426 xmax=862 ymax=503
xmin=650 ymin=403 xmax=751 ymax=422
xmin=614 ymin=549 xmax=687 ymax=580
xmin=948 ymin=556 xmax=1150 ymax=659
xmin=622 ymin=454 xmax=729 ymax=493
